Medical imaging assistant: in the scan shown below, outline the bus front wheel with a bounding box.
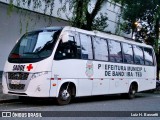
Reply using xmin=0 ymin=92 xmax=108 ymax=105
xmin=56 ymin=85 xmax=72 ymax=105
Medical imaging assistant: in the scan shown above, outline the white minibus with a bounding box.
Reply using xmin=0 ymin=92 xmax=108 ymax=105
xmin=2 ymin=26 xmax=156 ymax=105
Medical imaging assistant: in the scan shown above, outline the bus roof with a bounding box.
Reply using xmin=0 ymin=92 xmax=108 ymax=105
xmin=29 ymin=26 xmax=64 ymax=33
xmin=62 ymin=26 xmax=153 ymax=48
xmin=35 ymin=26 xmax=153 ymax=48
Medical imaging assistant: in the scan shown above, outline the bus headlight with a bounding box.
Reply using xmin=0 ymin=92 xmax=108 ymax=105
xmin=30 ymin=71 xmax=48 ymax=80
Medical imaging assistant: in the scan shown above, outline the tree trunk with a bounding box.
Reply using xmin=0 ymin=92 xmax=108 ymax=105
xmin=73 ymin=0 xmax=84 ymax=28
xmin=85 ymin=12 xmax=93 ymax=30
xmin=84 ymin=0 xmax=106 ymax=30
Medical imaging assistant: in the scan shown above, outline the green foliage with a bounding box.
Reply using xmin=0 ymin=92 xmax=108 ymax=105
xmin=7 ymin=0 xmax=14 ymax=16
xmin=113 ymin=0 xmax=160 ymax=50
xmin=92 ymin=13 xmax=108 ymax=31
xmin=113 ymin=0 xmax=160 ymax=79
xmin=6 ymin=0 xmax=109 ymax=31
xmin=59 ymin=0 xmax=108 ymax=31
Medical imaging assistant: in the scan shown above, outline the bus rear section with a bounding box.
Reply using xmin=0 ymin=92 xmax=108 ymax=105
xmin=50 ymin=28 xmax=156 ymax=104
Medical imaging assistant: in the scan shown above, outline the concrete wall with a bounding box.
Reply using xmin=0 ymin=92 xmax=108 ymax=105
xmin=0 ymin=3 xmax=68 ymax=71
xmin=0 ymin=1 xmax=131 ymax=71
xmin=0 ymin=0 xmax=123 ymax=34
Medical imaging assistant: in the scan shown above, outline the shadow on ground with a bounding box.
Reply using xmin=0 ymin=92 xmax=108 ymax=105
xmin=13 ymin=93 xmax=149 ymax=106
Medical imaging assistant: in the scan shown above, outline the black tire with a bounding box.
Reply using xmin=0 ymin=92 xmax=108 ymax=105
xmin=127 ymin=84 xmax=137 ymax=99
xmin=18 ymin=96 xmax=28 ymax=102
xmin=56 ymin=86 xmax=72 ymax=105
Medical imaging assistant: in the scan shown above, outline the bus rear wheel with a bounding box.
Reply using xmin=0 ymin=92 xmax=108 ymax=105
xmin=56 ymin=85 xmax=72 ymax=105
xmin=127 ymin=84 xmax=137 ymax=99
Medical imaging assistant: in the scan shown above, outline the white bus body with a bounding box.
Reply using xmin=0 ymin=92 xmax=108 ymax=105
xmin=2 ymin=26 xmax=156 ymax=105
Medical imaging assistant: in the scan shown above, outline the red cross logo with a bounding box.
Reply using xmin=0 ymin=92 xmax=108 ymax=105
xmin=27 ymin=64 xmax=33 ymax=71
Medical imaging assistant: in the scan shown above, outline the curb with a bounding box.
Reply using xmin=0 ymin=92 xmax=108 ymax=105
xmin=0 ymin=92 xmax=19 ymax=104
xmin=0 ymin=81 xmax=19 ymax=103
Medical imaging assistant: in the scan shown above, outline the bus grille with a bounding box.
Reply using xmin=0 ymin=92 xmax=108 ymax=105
xmin=8 ymin=72 xmax=29 ymax=80
xmin=9 ymin=84 xmax=25 ymax=90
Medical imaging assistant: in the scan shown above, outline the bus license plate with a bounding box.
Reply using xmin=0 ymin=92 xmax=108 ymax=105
xmin=11 ymin=80 xmax=20 ymax=85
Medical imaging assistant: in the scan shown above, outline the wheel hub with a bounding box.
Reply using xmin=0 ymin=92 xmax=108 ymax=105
xmin=132 ymin=90 xmax=136 ymax=94
xmin=61 ymin=90 xmax=70 ymax=100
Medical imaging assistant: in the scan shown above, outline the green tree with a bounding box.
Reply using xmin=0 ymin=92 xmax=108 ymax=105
xmin=113 ymin=0 xmax=160 ymax=46
xmin=67 ymin=0 xmax=108 ymax=30
xmin=7 ymin=0 xmax=108 ymax=31
xmin=113 ymin=0 xmax=160 ymax=79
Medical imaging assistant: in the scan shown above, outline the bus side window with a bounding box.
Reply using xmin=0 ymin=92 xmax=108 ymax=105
xmin=144 ymin=48 xmax=154 ymax=66
xmin=93 ymin=37 xmax=108 ymax=61
xmin=122 ymin=43 xmax=134 ymax=64
xmin=133 ymin=45 xmax=144 ymax=65
xmin=80 ymin=34 xmax=93 ymax=60
xmin=108 ymin=40 xmax=123 ymax=63
xmin=54 ymin=36 xmax=81 ymax=60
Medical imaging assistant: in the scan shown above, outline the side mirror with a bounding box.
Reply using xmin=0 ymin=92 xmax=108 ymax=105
xmin=62 ymin=32 xmax=69 ymax=43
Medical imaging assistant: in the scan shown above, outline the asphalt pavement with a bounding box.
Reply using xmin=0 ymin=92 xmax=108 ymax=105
xmin=0 ymin=76 xmax=18 ymax=103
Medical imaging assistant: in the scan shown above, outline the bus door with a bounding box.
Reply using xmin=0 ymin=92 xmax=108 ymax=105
xmin=50 ymin=30 xmax=92 ymax=97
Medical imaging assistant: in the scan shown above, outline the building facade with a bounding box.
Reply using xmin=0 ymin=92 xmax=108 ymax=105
xmin=0 ymin=0 xmax=123 ymax=71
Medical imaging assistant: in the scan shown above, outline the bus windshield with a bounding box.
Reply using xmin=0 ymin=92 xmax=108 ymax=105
xmin=8 ymin=29 xmax=61 ymax=63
